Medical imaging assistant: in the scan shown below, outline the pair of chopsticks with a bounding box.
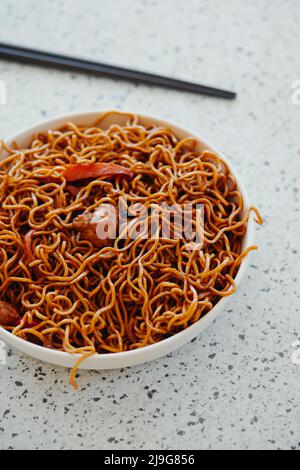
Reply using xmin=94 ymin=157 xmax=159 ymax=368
xmin=0 ymin=42 xmax=236 ymax=100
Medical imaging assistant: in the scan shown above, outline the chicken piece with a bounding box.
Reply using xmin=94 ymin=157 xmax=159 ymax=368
xmin=0 ymin=301 xmax=21 ymax=326
xmin=72 ymin=206 xmax=117 ymax=247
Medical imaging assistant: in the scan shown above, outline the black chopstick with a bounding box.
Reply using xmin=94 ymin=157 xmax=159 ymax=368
xmin=0 ymin=43 xmax=236 ymax=100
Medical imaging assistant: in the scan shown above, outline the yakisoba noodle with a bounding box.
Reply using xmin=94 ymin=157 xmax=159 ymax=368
xmin=0 ymin=112 xmax=262 ymax=388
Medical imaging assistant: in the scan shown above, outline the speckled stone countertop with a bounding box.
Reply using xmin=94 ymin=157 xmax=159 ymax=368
xmin=0 ymin=0 xmax=299 ymax=451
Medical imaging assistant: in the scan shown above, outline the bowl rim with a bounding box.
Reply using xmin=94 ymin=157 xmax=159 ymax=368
xmin=0 ymin=109 xmax=255 ymax=368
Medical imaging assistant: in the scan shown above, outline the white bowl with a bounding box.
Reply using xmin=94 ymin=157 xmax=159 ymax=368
xmin=0 ymin=110 xmax=254 ymax=370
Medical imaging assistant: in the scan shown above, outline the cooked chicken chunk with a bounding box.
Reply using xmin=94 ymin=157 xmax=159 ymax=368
xmin=0 ymin=301 xmax=20 ymax=326
xmin=72 ymin=206 xmax=116 ymax=247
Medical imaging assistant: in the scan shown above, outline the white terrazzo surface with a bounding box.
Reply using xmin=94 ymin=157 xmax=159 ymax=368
xmin=0 ymin=0 xmax=299 ymax=450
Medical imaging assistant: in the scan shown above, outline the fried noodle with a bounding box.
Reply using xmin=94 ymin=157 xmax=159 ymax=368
xmin=0 ymin=112 xmax=263 ymax=388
